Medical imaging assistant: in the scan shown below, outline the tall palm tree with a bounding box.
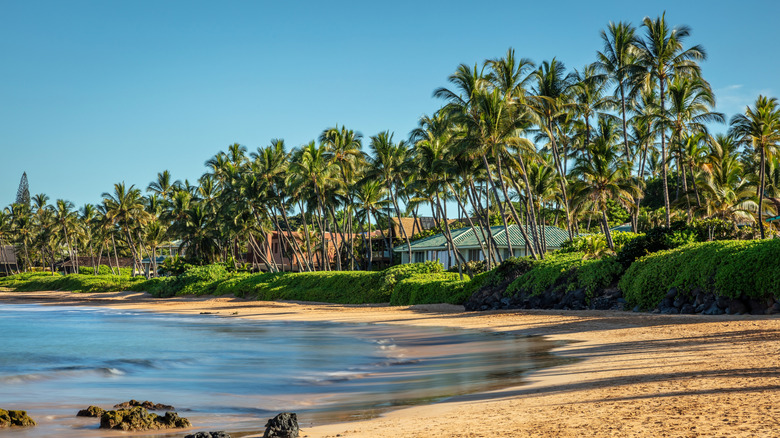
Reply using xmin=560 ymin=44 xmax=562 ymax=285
xmin=570 ymin=136 xmax=640 ymax=249
xmin=354 ymin=179 xmax=386 ymax=270
xmin=527 ymin=58 xmax=576 ymax=239
xmin=595 ymin=21 xmax=641 ymax=159
xmin=54 ymin=199 xmax=79 ymax=272
xmin=367 ymin=131 xmax=413 ymax=264
xmin=101 ymin=183 xmax=151 ymax=276
xmin=634 ymin=13 xmax=706 ymax=227
xmin=730 ymin=95 xmax=780 ymax=238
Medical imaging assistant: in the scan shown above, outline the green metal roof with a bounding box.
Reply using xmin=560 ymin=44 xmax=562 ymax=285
xmin=393 ymin=224 xmax=570 ymax=252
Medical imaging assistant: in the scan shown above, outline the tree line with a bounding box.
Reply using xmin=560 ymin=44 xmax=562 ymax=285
xmin=2 ymin=13 xmax=779 ymax=277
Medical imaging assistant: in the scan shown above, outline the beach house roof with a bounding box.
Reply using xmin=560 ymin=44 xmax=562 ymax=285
xmin=393 ymin=224 xmax=570 ymax=252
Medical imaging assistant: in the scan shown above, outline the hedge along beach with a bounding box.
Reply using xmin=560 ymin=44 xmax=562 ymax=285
xmin=1 ymin=290 xmax=778 ymax=438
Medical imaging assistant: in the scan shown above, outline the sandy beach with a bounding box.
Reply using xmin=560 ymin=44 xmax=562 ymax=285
xmin=1 ymin=290 xmax=779 ymax=437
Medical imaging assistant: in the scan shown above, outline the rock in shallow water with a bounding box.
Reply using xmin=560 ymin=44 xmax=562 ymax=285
xmin=264 ymin=412 xmax=299 ymax=438
xmin=113 ymin=399 xmax=175 ymax=411
xmin=77 ymin=406 xmax=106 ymax=417
xmin=99 ymin=406 xmax=190 ymax=431
xmin=0 ymin=409 xmax=36 ymax=427
xmin=185 ymin=432 xmax=232 ymax=438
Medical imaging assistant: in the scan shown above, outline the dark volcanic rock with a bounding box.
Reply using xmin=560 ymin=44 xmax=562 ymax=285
xmin=99 ymin=406 xmax=190 ymax=431
xmin=263 ymin=412 xmax=299 ymax=438
xmin=77 ymin=406 xmax=106 ymax=417
xmin=0 ymin=409 xmax=36 ymax=428
xmin=680 ymin=304 xmax=697 ymax=314
xmin=703 ymin=302 xmax=725 ymax=315
xmin=728 ymin=299 xmax=748 ymax=315
xmin=185 ymin=432 xmax=232 ymax=438
xmin=113 ymin=400 xmax=175 ymax=411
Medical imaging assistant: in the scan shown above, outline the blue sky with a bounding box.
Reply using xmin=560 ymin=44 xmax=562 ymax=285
xmin=1 ymin=1 xmax=778 ymax=208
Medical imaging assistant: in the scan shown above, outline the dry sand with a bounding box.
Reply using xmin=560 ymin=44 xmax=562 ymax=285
xmin=1 ymin=290 xmax=779 ymax=437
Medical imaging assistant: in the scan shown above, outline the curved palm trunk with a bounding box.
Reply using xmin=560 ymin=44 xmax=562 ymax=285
xmin=434 ymin=192 xmax=470 ymax=279
xmin=758 ymin=148 xmax=766 ymax=239
xmin=602 ymin=209 xmax=615 ymax=250
xmin=494 ymin=154 xmax=540 ymax=260
xmin=312 ymin=184 xmax=330 ymax=271
xmin=482 ymin=154 xmax=514 ymax=259
xmin=467 ymin=181 xmax=500 ymax=267
xmin=298 ymin=201 xmax=316 ymax=270
xmin=387 ymin=183 xmax=412 ymax=264
xmin=446 ymin=182 xmax=490 ymax=264
xmin=660 ymin=80 xmax=671 ymax=227
xmin=279 ymin=206 xmax=312 ymax=272
xmin=507 ymin=160 xmax=544 ymax=258
xmin=546 ymin=122 xmax=574 ymax=240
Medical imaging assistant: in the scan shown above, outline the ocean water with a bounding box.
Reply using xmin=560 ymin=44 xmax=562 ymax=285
xmin=0 ymin=304 xmax=564 ymax=437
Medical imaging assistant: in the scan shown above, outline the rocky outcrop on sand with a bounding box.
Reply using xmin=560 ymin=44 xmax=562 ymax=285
xmin=264 ymin=412 xmax=299 ymax=438
xmin=0 ymin=409 xmax=36 ymax=428
xmin=185 ymin=432 xmax=232 ymax=438
xmin=99 ymin=406 xmax=190 ymax=431
xmin=77 ymin=405 xmax=106 ymax=417
xmin=654 ymin=287 xmax=780 ymax=315
xmin=113 ymin=399 xmax=175 ymax=411
xmin=466 ymin=285 xmax=625 ymax=312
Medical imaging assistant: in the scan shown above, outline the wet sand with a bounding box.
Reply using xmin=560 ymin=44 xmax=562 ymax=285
xmin=1 ymin=290 xmax=779 ymax=437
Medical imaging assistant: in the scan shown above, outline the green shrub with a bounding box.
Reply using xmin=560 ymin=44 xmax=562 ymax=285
xmin=506 ymin=252 xmax=624 ymax=299
xmin=78 ymin=265 xmax=132 ymax=276
xmin=251 ymin=271 xmax=386 ymax=304
xmin=446 ymin=260 xmax=487 ymax=275
xmin=391 ymin=272 xmax=471 ymax=306
xmin=0 ymin=272 xmax=143 ymax=293
xmin=377 ymin=261 xmax=443 ymax=294
xmin=619 ymin=239 xmax=780 ymax=310
xmin=461 ymin=257 xmax=536 ymax=298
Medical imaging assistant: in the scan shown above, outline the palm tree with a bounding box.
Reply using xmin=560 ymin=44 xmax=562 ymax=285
xmin=54 ymin=199 xmax=79 ymax=272
xmin=101 ymin=183 xmax=151 ymax=276
xmin=730 ymin=95 xmax=780 ymax=238
xmin=354 ymin=180 xmax=386 ymax=270
xmin=367 ymin=131 xmax=413 ymax=264
xmin=320 ymin=126 xmax=364 ymax=270
xmin=570 ymin=123 xmax=640 ymax=249
xmin=288 ymin=141 xmax=341 ymax=270
xmin=595 ymin=21 xmax=641 ymax=159
xmin=527 ymin=58 xmax=576 ymax=239
xmin=634 ymin=13 xmax=706 ymax=227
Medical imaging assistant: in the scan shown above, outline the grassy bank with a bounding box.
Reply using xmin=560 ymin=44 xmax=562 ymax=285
xmin=2 ymin=237 xmax=778 ymax=310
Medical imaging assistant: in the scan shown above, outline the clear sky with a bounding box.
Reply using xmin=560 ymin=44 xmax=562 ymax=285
xmin=1 ymin=0 xmax=777 ymax=208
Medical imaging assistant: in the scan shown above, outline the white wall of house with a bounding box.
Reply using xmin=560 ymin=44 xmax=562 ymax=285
xmin=397 ymin=245 xmax=560 ymax=266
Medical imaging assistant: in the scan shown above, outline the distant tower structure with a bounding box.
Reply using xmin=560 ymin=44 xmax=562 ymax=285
xmin=15 ymin=172 xmax=30 ymax=206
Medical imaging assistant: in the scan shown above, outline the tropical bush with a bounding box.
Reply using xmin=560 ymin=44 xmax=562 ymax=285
xmin=0 ymin=272 xmax=142 ymax=293
xmin=446 ymin=260 xmax=487 ymax=275
xmin=619 ymin=239 xmax=780 ymax=310
xmin=560 ymin=231 xmax=643 ymax=256
xmin=506 ymin=252 xmax=623 ymax=299
xmin=78 ymin=265 xmax=132 ymax=276
xmin=390 ymin=272 xmax=471 ymax=306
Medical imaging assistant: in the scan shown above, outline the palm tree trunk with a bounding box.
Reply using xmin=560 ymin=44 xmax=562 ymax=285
xmin=759 ymin=148 xmax=766 ymax=239
xmin=482 ymin=154 xmax=514 ymax=258
xmin=494 ymin=154 xmax=540 ymax=260
xmin=660 ymin=79 xmax=671 ymax=227
xmin=467 ymin=181 xmax=500 ymax=267
xmin=278 ymin=206 xmax=311 ymax=272
xmin=435 ymin=192 xmax=470 ymax=279
xmin=602 ymin=209 xmax=615 ymax=250
xmin=298 ymin=201 xmax=316 ymax=270
xmin=446 ymin=182 xmax=490 ymax=264
xmin=387 ymin=183 xmax=412 ymax=264
xmin=546 ymin=122 xmax=574 ymax=240
xmin=111 ymin=234 xmax=120 ymax=275
xmin=507 ymin=160 xmax=544 ymax=257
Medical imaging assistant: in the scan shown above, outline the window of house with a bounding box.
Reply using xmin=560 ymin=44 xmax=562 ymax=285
xmin=468 ymin=249 xmax=480 ymax=261
xmin=413 ymin=252 xmax=425 ymax=263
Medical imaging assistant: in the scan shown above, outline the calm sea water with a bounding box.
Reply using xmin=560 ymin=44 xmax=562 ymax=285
xmin=0 ymin=304 xmax=564 ymax=437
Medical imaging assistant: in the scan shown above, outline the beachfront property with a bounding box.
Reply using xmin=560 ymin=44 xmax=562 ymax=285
xmin=393 ymin=224 xmax=570 ymax=267
xmin=0 ymin=245 xmax=18 ymax=275
xmin=246 ymin=230 xmax=345 ymax=272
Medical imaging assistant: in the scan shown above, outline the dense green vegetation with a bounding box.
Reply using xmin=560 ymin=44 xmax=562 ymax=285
xmin=620 ymin=239 xmax=780 ymax=310
xmin=2 ymin=233 xmax=779 ymax=312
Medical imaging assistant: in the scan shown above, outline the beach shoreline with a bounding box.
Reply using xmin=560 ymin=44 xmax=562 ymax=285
xmin=1 ymin=290 xmax=779 ymax=437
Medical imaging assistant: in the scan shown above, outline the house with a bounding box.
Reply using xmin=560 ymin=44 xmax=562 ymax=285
xmin=0 ymin=245 xmax=18 ymax=275
xmin=393 ymin=224 xmax=570 ymax=267
xmin=246 ymin=230 xmax=346 ymax=272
